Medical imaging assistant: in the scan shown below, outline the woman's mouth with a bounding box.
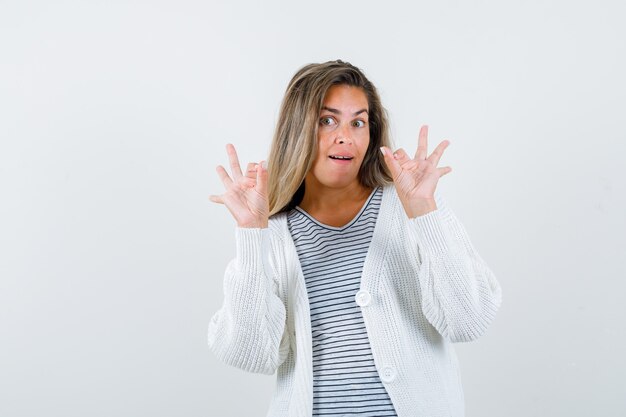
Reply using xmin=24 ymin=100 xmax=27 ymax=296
xmin=329 ymin=155 xmax=354 ymax=163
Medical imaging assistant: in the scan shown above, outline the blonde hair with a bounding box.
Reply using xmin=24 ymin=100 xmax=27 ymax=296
xmin=267 ymin=60 xmax=393 ymax=216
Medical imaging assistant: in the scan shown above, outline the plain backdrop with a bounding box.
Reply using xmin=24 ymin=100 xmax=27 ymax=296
xmin=1 ymin=0 xmax=625 ymax=416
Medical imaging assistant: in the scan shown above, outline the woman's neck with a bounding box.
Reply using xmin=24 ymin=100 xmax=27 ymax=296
xmin=299 ymin=178 xmax=373 ymax=221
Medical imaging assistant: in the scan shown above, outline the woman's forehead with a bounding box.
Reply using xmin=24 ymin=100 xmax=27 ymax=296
xmin=321 ymin=85 xmax=369 ymax=113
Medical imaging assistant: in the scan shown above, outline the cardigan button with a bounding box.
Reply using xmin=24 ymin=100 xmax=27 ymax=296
xmin=380 ymin=366 xmax=396 ymax=383
xmin=355 ymin=290 xmax=371 ymax=307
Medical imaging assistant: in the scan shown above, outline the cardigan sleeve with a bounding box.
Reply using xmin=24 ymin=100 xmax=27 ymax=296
xmin=207 ymin=227 xmax=289 ymax=374
xmin=406 ymin=189 xmax=502 ymax=343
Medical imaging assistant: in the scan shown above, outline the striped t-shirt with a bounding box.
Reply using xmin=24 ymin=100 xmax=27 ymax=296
xmin=287 ymin=186 xmax=398 ymax=417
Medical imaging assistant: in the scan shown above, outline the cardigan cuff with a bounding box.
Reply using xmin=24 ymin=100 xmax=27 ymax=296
xmin=234 ymin=227 xmax=270 ymax=273
xmin=407 ymin=208 xmax=455 ymax=256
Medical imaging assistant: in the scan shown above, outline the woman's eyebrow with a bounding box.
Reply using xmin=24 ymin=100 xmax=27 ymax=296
xmin=321 ymin=106 xmax=369 ymax=116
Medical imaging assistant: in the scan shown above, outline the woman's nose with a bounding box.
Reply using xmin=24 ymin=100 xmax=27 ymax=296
xmin=335 ymin=125 xmax=352 ymax=145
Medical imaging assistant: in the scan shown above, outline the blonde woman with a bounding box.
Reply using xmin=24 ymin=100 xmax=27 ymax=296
xmin=208 ymin=60 xmax=502 ymax=417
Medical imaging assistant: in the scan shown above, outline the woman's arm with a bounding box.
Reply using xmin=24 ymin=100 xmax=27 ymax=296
xmin=406 ymin=189 xmax=503 ymax=343
xmin=208 ymin=144 xmax=289 ymax=373
xmin=207 ymin=227 xmax=289 ymax=374
xmin=380 ymin=126 xmax=501 ymax=342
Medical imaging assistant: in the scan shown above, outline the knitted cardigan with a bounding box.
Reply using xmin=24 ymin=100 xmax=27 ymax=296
xmin=207 ymin=185 xmax=502 ymax=417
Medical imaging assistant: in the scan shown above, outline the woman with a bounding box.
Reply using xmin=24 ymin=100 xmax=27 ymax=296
xmin=208 ymin=60 xmax=502 ymax=417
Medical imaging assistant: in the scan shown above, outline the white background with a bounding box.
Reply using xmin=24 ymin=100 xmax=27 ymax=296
xmin=1 ymin=0 xmax=625 ymax=416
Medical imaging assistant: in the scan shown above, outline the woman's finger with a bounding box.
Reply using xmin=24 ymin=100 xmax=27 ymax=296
xmin=392 ymin=148 xmax=411 ymax=167
xmin=242 ymin=162 xmax=258 ymax=187
xmin=209 ymin=195 xmax=225 ymax=204
xmin=245 ymin=162 xmax=258 ymax=179
xmin=437 ymin=166 xmax=453 ymax=177
xmin=226 ymin=143 xmax=244 ymax=180
xmin=403 ymin=159 xmax=421 ymax=172
xmin=428 ymin=140 xmax=450 ymax=167
xmin=216 ymin=165 xmax=234 ymax=187
xmin=380 ymin=146 xmax=402 ymax=180
xmin=414 ymin=125 xmax=429 ymax=161
xmin=255 ymin=160 xmax=269 ymax=197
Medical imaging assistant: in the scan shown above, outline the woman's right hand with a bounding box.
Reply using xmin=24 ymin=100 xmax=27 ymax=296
xmin=209 ymin=144 xmax=269 ymax=228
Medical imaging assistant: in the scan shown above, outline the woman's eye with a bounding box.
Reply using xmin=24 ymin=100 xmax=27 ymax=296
xmin=352 ymin=120 xmax=366 ymax=128
xmin=320 ymin=117 xmax=335 ymax=126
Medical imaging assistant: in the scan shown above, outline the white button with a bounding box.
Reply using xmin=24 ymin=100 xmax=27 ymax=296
xmin=355 ymin=290 xmax=371 ymax=307
xmin=380 ymin=366 xmax=396 ymax=383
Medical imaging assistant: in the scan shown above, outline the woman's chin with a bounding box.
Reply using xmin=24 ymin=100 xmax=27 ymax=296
xmin=318 ymin=177 xmax=361 ymax=190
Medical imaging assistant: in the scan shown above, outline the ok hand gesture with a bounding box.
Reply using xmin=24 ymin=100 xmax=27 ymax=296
xmin=209 ymin=144 xmax=269 ymax=228
xmin=380 ymin=125 xmax=452 ymax=218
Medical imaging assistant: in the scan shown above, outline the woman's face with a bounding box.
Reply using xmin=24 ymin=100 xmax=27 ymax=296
xmin=306 ymin=84 xmax=370 ymax=191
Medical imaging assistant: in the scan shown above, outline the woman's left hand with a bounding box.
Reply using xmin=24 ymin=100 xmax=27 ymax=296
xmin=380 ymin=125 xmax=452 ymax=218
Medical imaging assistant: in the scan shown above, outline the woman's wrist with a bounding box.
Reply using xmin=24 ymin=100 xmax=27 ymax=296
xmin=237 ymin=220 xmax=269 ymax=229
xmin=404 ymin=198 xmax=438 ymax=219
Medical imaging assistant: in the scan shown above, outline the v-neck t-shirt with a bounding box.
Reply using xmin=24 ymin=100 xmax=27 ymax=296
xmin=287 ymin=186 xmax=397 ymax=417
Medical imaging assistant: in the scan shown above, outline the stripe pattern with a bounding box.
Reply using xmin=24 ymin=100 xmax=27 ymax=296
xmin=287 ymin=186 xmax=397 ymax=417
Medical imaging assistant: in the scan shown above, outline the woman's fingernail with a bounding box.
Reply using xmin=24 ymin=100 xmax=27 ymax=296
xmin=379 ymin=147 xmax=386 ymax=156
xmin=261 ymin=161 xmax=267 ymax=170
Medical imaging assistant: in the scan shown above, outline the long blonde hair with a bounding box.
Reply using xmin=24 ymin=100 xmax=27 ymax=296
xmin=267 ymin=60 xmax=393 ymax=216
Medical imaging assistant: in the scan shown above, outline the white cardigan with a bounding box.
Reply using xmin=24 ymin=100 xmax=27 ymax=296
xmin=207 ymin=185 xmax=502 ymax=417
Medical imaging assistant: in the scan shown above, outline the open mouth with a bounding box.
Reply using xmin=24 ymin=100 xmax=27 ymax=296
xmin=329 ymin=155 xmax=353 ymax=160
